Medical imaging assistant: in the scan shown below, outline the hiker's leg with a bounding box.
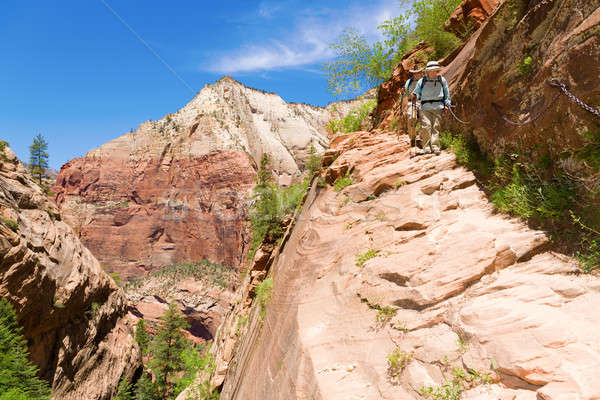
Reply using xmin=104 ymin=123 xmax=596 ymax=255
xmin=420 ymin=110 xmax=433 ymax=151
xmin=430 ymin=111 xmax=442 ymax=151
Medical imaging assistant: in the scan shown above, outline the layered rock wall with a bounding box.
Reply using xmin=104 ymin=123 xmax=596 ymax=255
xmin=206 ymin=129 xmax=600 ymax=400
xmin=54 ymin=77 xmax=334 ymax=279
xmin=0 ymin=145 xmax=141 ymax=400
xmin=445 ymin=0 xmax=600 ymax=184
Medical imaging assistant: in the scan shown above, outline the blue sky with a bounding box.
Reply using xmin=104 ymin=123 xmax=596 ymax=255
xmin=1 ymin=0 xmax=401 ymax=169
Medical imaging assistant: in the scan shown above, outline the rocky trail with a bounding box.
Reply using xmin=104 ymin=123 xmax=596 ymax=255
xmin=206 ymin=129 xmax=600 ymax=400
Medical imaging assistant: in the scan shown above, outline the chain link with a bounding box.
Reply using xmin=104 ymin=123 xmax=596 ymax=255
xmin=491 ymin=90 xmax=562 ymax=127
xmin=447 ymin=105 xmax=472 ymax=125
xmin=548 ymin=78 xmax=600 ymax=118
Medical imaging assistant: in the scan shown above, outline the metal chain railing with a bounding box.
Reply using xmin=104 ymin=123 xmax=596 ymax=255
xmin=491 ymin=79 xmax=600 ymax=126
xmin=403 ymin=78 xmax=598 ymax=132
xmin=447 ymin=105 xmax=472 ymax=125
xmin=548 ymin=78 xmax=600 ymax=118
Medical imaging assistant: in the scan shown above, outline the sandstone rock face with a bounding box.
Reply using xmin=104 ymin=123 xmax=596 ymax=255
xmin=444 ymin=0 xmax=600 ymax=187
xmin=207 ymin=130 xmax=600 ymax=400
xmin=54 ymin=77 xmax=333 ymax=279
xmin=445 ymin=0 xmax=502 ymax=36
xmin=0 ymin=145 xmax=141 ymax=400
xmin=126 ymin=262 xmax=237 ymax=342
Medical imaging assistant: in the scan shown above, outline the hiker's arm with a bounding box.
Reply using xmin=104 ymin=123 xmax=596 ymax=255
xmin=411 ymin=79 xmax=422 ymax=101
xmin=442 ymin=77 xmax=451 ymax=107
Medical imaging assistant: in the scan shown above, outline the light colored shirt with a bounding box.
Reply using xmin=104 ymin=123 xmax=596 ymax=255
xmin=412 ymin=75 xmax=451 ymax=111
xmin=404 ymin=77 xmax=419 ymax=94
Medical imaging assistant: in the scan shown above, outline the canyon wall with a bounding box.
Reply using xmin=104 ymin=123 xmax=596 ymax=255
xmin=445 ymin=0 xmax=600 ymax=186
xmin=53 ymin=77 xmax=333 ymax=279
xmin=200 ymin=129 xmax=600 ymax=400
xmin=0 ymin=144 xmax=141 ymax=400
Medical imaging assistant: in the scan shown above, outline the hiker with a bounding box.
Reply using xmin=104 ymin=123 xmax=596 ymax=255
xmin=400 ymin=67 xmax=424 ymax=149
xmin=411 ymin=61 xmax=451 ymax=155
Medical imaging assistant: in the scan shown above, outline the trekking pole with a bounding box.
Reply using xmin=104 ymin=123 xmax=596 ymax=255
xmin=410 ymin=97 xmax=417 ymax=157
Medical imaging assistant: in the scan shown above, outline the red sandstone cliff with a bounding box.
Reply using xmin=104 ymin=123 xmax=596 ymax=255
xmin=54 ymin=77 xmax=333 ymax=280
xmin=0 ymin=144 xmax=141 ymax=399
xmin=444 ymin=0 xmax=600 ymax=189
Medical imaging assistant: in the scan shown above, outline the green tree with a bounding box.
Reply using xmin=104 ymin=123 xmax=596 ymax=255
xmin=323 ymin=0 xmax=468 ymax=96
xmin=173 ymin=344 xmax=216 ymax=395
xmin=0 ymin=298 xmax=51 ymax=400
xmin=305 ymin=145 xmax=322 ymax=179
xmin=323 ymin=16 xmax=410 ymax=97
xmin=411 ymin=0 xmax=463 ymax=58
xmin=114 ymin=377 xmax=134 ymax=400
xmin=135 ymin=319 xmax=150 ymax=355
xmin=248 ymin=155 xmax=284 ymax=259
xmin=28 ymin=134 xmax=49 ymax=185
xmin=135 ymin=372 xmax=160 ymax=400
xmin=149 ymin=303 xmax=189 ymax=399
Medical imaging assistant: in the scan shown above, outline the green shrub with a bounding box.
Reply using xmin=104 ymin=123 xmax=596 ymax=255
xmin=440 ymin=131 xmax=493 ymax=177
xmin=329 ymin=100 xmax=377 ymax=134
xmin=255 ymin=278 xmax=273 ymax=319
xmin=305 ymin=145 xmax=322 ymax=178
xmin=135 ymin=319 xmax=150 ymax=355
xmin=489 ymin=163 xmax=575 ymax=222
xmin=575 ymin=129 xmax=600 ymax=172
xmin=355 ymin=249 xmax=379 ymax=268
xmin=0 ymin=217 xmax=18 ymax=232
xmin=571 ymin=211 xmax=600 ymax=273
xmin=420 ymin=367 xmax=493 ymax=400
xmin=411 ymin=0 xmax=463 ymax=59
xmin=376 ymin=306 xmax=397 ymax=325
xmin=334 ymin=172 xmax=354 ymax=192
xmin=114 ymin=377 xmax=133 ymax=400
xmin=87 ymin=302 xmax=101 ymax=319
xmin=173 ymin=343 xmax=216 ymax=396
xmin=387 ymin=349 xmax=412 ymax=378
xmin=520 ymin=56 xmax=533 ymax=76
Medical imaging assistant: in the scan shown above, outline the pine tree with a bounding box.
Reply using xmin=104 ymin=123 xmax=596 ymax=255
xmin=149 ymin=303 xmax=189 ymax=398
xmin=135 ymin=319 xmax=150 ymax=355
xmin=28 ymin=134 xmax=49 ymax=185
xmin=135 ymin=372 xmax=160 ymax=400
xmin=0 ymin=298 xmax=51 ymax=400
xmin=114 ymin=377 xmax=134 ymax=400
xmin=304 ymin=145 xmax=322 ymax=179
xmin=256 ymin=153 xmax=273 ymax=188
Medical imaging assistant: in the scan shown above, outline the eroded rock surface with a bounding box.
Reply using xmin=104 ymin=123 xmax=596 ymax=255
xmin=445 ymin=0 xmax=502 ymax=36
xmin=0 ymin=145 xmax=141 ymax=400
xmin=445 ymin=0 xmax=600 ymax=186
xmin=126 ymin=264 xmax=238 ymax=343
xmin=209 ymin=130 xmax=599 ymax=400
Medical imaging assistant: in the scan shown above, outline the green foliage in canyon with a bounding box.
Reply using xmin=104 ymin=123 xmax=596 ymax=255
xmin=134 ymin=304 xmax=219 ymax=399
xmin=323 ymin=0 xmax=463 ymax=96
xmin=0 ymin=298 xmax=51 ymax=400
xmin=248 ymin=154 xmax=315 ymax=260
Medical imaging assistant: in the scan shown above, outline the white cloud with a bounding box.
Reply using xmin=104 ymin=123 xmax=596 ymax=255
xmin=206 ymin=0 xmax=401 ymax=74
xmin=258 ymin=1 xmax=283 ymax=18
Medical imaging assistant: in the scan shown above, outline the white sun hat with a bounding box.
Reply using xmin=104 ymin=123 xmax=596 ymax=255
xmin=425 ymin=61 xmax=441 ymax=71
